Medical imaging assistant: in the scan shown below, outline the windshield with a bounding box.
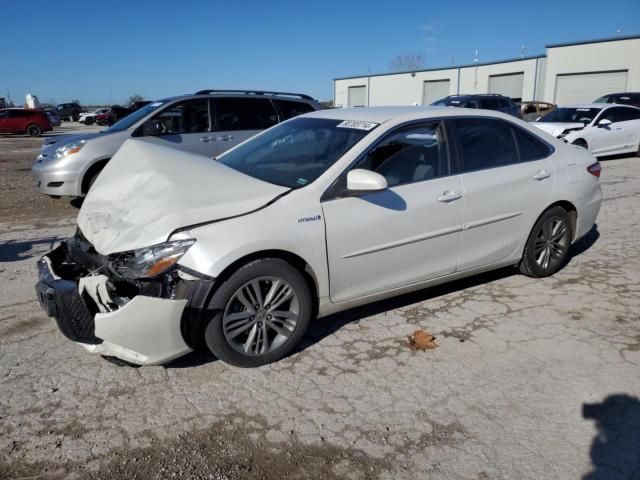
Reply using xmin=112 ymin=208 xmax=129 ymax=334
xmin=103 ymin=101 xmax=166 ymax=132
xmin=218 ymin=117 xmax=374 ymax=188
xmin=431 ymin=97 xmax=466 ymax=107
xmin=539 ymin=107 xmax=601 ymax=124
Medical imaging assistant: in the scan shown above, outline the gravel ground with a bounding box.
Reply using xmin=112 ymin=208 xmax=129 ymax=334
xmin=1 ymin=127 xmax=639 ymax=479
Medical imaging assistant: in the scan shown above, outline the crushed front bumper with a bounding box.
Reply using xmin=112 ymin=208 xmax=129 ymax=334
xmin=35 ymin=239 xmax=211 ymax=365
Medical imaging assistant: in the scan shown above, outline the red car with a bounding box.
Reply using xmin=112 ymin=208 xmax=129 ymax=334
xmin=0 ymin=108 xmax=52 ymax=136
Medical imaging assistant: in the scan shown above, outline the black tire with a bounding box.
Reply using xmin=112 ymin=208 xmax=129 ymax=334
xmin=84 ymin=116 xmax=94 ymax=125
xmin=26 ymin=124 xmax=42 ymax=137
xmin=72 ymin=111 xmax=80 ymax=122
xmin=204 ymin=258 xmax=312 ymax=367
xmin=572 ymin=139 xmax=588 ymax=149
xmin=519 ymin=206 xmax=572 ymax=278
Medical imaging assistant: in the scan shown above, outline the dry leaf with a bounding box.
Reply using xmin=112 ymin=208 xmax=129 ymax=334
xmin=408 ymin=329 xmax=438 ymax=350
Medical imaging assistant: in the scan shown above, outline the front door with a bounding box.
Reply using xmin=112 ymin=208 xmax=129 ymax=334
xmin=139 ymin=98 xmax=214 ymax=157
xmin=211 ymin=97 xmax=279 ymax=158
xmin=322 ymin=121 xmax=463 ymax=303
xmin=589 ymin=107 xmax=631 ymax=155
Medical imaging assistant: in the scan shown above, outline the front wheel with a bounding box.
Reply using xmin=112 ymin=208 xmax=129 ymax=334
xmin=519 ymin=206 xmax=572 ymax=278
xmin=84 ymin=116 xmax=94 ymax=125
xmin=26 ymin=124 xmax=42 ymax=137
xmin=204 ymin=259 xmax=312 ymax=367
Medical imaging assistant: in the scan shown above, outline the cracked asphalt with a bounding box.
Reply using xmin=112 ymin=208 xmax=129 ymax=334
xmin=1 ymin=130 xmax=639 ymax=479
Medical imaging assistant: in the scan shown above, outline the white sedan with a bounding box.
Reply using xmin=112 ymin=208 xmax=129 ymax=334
xmin=36 ymin=107 xmax=602 ymax=367
xmin=533 ymin=103 xmax=640 ymax=156
xmin=78 ymin=108 xmax=109 ymax=125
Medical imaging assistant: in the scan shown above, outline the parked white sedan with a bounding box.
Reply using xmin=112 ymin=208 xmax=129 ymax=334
xmin=533 ymin=103 xmax=640 ymax=156
xmin=36 ymin=107 xmax=602 ymax=367
xmin=78 ymin=108 xmax=110 ymax=125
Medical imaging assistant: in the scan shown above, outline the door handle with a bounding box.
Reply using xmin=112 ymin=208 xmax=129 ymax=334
xmin=532 ymin=170 xmax=551 ymax=181
xmin=217 ymin=134 xmax=234 ymax=141
xmin=200 ymin=135 xmax=216 ymax=143
xmin=437 ymin=191 xmax=463 ymax=203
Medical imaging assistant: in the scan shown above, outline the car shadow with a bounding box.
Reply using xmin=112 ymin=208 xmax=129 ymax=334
xmin=0 ymin=236 xmax=62 ymax=263
xmin=583 ymin=394 xmax=640 ymax=479
xmin=570 ymin=224 xmax=600 ymax=259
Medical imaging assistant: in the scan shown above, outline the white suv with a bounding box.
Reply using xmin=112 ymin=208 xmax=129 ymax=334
xmin=32 ymin=90 xmax=321 ymax=197
xmin=36 ymin=107 xmax=602 ymax=367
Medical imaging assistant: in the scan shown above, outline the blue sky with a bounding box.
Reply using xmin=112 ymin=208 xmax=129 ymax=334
xmin=1 ymin=0 xmax=639 ymax=105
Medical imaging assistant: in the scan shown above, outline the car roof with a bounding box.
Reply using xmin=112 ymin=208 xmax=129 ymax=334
xmin=560 ymin=104 xmax=606 ymax=109
xmin=603 ymin=92 xmax=640 ymax=96
xmin=304 ymin=106 xmax=517 ymax=124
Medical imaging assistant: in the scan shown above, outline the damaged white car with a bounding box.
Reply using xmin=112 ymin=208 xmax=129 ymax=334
xmin=36 ymin=107 xmax=602 ymax=367
xmin=533 ymin=104 xmax=640 ymax=156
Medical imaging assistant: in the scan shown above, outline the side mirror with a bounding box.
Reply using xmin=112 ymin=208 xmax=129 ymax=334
xmin=597 ymin=118 xmax=612 ymax=127
xmin=143 ymin=119 xmax=163 ymax=136
xmin=347 ymin=169 xmax=387 ymax=192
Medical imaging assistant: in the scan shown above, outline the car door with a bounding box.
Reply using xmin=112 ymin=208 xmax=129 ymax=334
xmin=211 ymin=97 xmax=279 ymax=157
xmin=451 ymin=117 xmax=555 ymax=271
xmin=321 ymin=121 xmax=464 ymax=303
xmin=588 ymin=107 xmax=630 ymax=155
xmin=0 ymin=110 xmax=10 ymax=132
xmin=138 ymin=98 xmax=214 ymax=157
xmin=614 ymin=107 xmax=640 ymax=152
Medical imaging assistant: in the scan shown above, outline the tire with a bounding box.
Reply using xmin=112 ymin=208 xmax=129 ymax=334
xmin=204 ymin=258 xmax=313 ymax=367
xmin=84 ymin=116 xmax=94 ymax=126
xmin=572 ymin=139 xmax=588 ymax=149
xmin=519 ymin=206 xmax=572 ymax=278
xmin=72 ymin=111 xmax=80 ymax=122
xmin=26 ymin=124 xmax=42 ymax=137
xmin=83 ymin=166 xmax=104 ymax=194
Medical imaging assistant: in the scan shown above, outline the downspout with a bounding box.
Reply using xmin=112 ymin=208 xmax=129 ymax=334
xmin=532 ymin=57 xmax=539 ymax=101
xmin=457 ymin=67 xmax=461 ymax=95
xmin=367 ymin=75 xmax=371 ymax=106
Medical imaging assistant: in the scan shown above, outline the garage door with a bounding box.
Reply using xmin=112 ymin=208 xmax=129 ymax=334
xmin=348 ymin=86 xmax=367 ymax=107
xmin=422 ymin=80 xmax=450 ymax=105
xmin=488 ymin=73 xmax=524 ymax=101
xmin=554 ymin=71 xmax=628 ymax=105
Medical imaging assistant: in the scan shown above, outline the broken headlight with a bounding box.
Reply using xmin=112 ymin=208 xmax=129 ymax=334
xmin=108 ymin=239 xmax=196 ymax=279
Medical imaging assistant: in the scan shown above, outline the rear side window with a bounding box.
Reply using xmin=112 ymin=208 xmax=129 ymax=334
xmin=453 ymin=118 xmax=518 ymax=171
xmin=274 ymin=100 xmax=315 ymax=120
xmin=513 ymin=126 xmax=552 ymax=161
xmin=479 ymin=98 xmax=500 ymax=109
xmin=215 ymin=98 xmax=278 ymax=131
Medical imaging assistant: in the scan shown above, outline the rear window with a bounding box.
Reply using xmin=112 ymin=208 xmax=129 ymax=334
xmin=274 ymin=100 xmax=315 ymax=120
xmin=214 ymin=98 xmax=278 ymax=131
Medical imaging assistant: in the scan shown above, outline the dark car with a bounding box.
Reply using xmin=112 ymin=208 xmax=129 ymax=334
xmin=56 ymin=102 xmax=82 ymax=122
xmin=432 ymin=94 xmax=521 ymax=118
xmin=0 ymin=108 xmax=52 ymax=136
xmin=594 ymin=92 xmax=640 ymax=108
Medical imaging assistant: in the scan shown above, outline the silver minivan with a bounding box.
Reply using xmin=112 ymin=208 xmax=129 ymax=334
xmin=31 ymin=90 xmax=322 ymax=197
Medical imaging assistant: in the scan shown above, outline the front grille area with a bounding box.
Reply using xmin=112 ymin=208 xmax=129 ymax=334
xmin=52 ymin=281 xmax=102 ymax=344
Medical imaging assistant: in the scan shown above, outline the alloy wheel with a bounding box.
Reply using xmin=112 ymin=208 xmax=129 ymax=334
xmin=222 ymin=277 xmax=300 ymax=356
xmin=533 ymin=216 xmax=569 ymax=270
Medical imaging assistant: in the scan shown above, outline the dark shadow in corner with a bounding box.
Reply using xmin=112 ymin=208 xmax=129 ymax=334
xmin=0 ymin=236 xmax=62 ymax=263
xmin=70 ymin=197 xmax=84 ymax=209
xmin=583 ymin=394 xmax=640 ymax=479
xmin=570 ymin=224 xmax=600 ymax=259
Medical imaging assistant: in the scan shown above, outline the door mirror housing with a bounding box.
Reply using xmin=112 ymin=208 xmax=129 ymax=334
xmin=597 ymin=118 xmax=612 ymax=127
xmin=347 ymin=169 xmax=388 ymax=192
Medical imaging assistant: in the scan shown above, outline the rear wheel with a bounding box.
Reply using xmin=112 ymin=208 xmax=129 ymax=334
xmin=572 ymin=139 xmax=588 ymax=149
xmin=26 ymin=124 xmax=42 ymax=137
xmin=204 ymin=259 xmax=312 ymax=367
xmin=72 ymin=111 xmax=80 ymax=122
xmin=84 ymin=116 xmax=94 ymax=125
xmin=519 ymin=206 xmax=572 ymax=278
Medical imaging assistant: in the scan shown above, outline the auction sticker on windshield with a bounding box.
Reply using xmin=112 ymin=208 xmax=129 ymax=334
xmin=336 ymin=120 xmax=378 ymax=131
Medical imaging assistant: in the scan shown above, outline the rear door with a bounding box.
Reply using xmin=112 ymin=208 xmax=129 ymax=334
xmin=212 ymin=97 xmax=279 ymax=157
xmin=139 ymin=98 xmax=214 ymax=156
xmin=451 ymin=117 xmax=555 ymax=270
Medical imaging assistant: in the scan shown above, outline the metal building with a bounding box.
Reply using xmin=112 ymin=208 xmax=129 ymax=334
xmin=333 ymin=34 xmax=640 ymax=107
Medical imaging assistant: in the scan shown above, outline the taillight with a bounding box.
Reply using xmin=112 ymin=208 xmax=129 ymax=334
xmin=587 ymin=162 xmax=601 ymax=178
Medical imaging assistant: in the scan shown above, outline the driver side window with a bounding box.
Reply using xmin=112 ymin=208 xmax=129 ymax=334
xmin=597 ymin=107 xmax=627 ymax=124
xmin=146 ymin=99 xmax=210 ymax=135
xmin=354 ymin=122 xmax=448 ymax=188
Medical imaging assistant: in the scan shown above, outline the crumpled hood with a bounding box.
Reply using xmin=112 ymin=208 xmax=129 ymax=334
xmin=42 ymin=132 xmax=103 ymax=149
xmin=77 ymin=139 xmax=290 ymax=255
xmin=532 ymin=122 xmax=584 ymax=137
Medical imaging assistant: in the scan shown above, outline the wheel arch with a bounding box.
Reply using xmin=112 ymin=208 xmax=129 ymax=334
xmin=535 ymin=200 xmax=578 ymax=241
xmin=180 ymin=249 xmax=320 ymax=351
xmin=81 ymin=158 xmax=110 ymax=194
